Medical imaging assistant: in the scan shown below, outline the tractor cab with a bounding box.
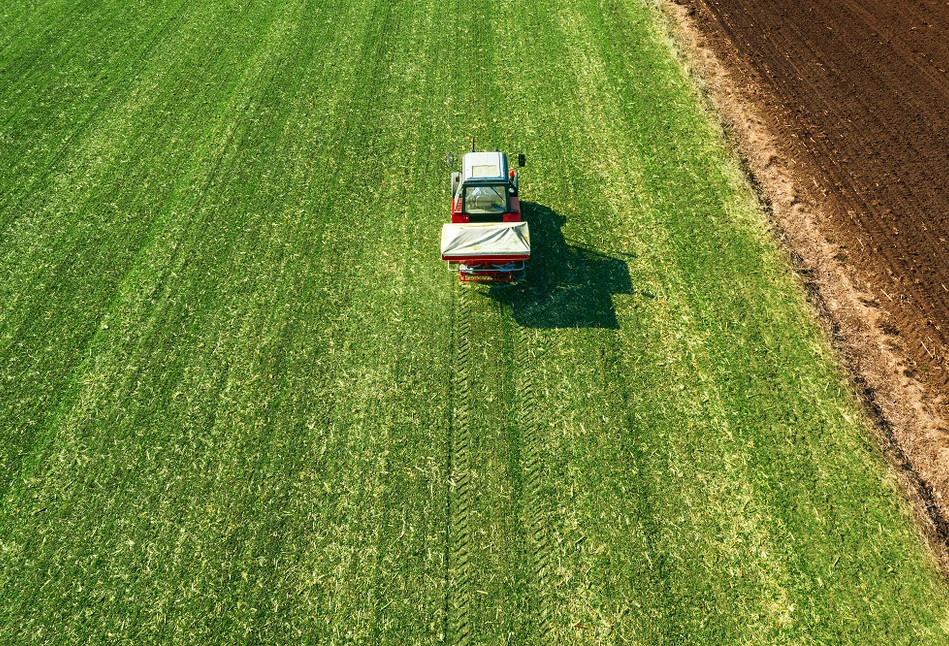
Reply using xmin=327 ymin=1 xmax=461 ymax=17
xmin=451 ymin=150 xmax=523 ymax=224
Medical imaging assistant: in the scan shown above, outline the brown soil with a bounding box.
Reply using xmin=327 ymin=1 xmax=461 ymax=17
xmin=662 ymin=0 xmax=949 ymax=565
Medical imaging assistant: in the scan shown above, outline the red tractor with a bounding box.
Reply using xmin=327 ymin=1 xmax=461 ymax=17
xmin=440 ymin=141 xmax=529 ymax=282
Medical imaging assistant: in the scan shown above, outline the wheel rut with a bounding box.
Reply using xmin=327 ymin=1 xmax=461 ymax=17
xmin=443 ymin=285 xmax=554 ymax=643
xmin=444 ymin=284 xmax=473 ymax=646
xmin=514 ymin=325 xmax=554 ymax=640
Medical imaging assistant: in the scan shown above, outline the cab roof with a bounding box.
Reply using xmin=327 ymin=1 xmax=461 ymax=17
xmin=462 ymin=151 xmax=508 ymax=182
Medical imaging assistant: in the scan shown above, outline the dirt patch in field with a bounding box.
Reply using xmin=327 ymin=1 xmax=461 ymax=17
xmin=662 ymin=0 xmax=949 ymax=568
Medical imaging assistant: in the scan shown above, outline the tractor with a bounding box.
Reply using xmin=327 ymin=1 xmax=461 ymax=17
xmin=440 ymin=140 xmax=529 ymax=282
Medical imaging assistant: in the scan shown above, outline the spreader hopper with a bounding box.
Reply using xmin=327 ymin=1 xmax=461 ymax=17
xmin=441 ymin=221 xmax=531 ymax=282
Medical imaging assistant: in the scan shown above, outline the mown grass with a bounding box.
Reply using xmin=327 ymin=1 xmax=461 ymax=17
xmin=1 ymin=0 xmax=948 ymax=643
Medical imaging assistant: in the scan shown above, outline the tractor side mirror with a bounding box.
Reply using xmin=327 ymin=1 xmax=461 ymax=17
xmin=517 ymin=153 xmax=526 ymax=167
xmin=451 ymin=172 xmax=461 ymax=197
xmin=445 ymin=152 xmax=456 ymax=169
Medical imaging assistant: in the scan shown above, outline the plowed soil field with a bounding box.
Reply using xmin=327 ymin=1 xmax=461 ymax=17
xmin=684 ymin=0 xmax=949 ymax=518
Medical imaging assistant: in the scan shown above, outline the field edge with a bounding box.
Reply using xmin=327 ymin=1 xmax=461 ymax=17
xmin=659 ymin=0 xmax=949 ymax=574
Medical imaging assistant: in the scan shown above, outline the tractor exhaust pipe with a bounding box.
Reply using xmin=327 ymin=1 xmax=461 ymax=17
xmin=471 ymin=137 xmax=476 ymax=153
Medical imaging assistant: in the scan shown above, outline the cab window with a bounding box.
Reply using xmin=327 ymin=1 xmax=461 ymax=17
xmin=463 ymin=185 xmax=507 ymax=214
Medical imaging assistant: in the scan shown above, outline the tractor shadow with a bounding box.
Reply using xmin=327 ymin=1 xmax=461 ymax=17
xmin=490 ymin=202 xmax=634 ymax=329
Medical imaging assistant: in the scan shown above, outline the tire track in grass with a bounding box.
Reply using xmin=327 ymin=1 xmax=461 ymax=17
xmin=445 ymin=284 xmax=474 ymax=646
xmin=437 ymin=0 xmax=498 ymax=642
xmin=513 ymin=326 xmax=553 ymax=641
xmin=442 ymin=296 xmax=553 ymax=643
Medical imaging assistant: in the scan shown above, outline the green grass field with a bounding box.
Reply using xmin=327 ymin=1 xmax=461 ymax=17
xmin=2 ymin=0 xmax=949 ymax=643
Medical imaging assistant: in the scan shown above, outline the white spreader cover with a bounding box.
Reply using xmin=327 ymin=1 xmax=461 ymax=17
xmin=441 ymin=222 xmax=531 ymax=260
